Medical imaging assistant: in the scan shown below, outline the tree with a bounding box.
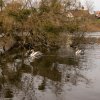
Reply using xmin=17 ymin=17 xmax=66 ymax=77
xmin=0 ymin=0 xmax=88 ymax=51
xmin=85 ymin=0 xmax=94 ymax=13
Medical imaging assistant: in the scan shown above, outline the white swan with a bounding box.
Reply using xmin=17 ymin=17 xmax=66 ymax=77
xmin=75 ymin=49 xmax=82 ymax=55
xmin=75 ymin=47 xmax=84 ymax=55
xmin=25 ymin=49 xmax=43 ymax=64
xmin=30 ymin=50 xmax=43 ymax=58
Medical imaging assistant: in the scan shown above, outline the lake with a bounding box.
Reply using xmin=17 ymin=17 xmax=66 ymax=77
xmin=0 ymin=32 xmax=100 ymax=100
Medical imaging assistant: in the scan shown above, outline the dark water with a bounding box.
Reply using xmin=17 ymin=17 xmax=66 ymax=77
xmin=0 ymin=44 xmax=100 ymax=100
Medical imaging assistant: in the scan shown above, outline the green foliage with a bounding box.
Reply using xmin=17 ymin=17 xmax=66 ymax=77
xmin=50 ymin=0 xmax=62 ymax=13
xmin=43 ymin=23 xmax=63 ymax=34
xmin=0 ymin=0 xmax=86 ymax=50
xmin=39 ymin=2 xmax=50 ymax=14
xmin=66 ymin=23 xmax=79 ymax=33
xmin=8 ymin=9 xmax=31 ymax=22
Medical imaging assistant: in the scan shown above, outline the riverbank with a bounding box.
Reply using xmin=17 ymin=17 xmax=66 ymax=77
xmin=86 ymin=24 xmax=100 ymax=32
xmin=85 ymin=19 xmax=100 ymax=32
xmin=0 ymin=32 xmax=100 ymax=55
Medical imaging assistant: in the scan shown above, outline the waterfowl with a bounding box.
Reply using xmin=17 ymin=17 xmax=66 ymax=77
xmin=25 ymin=49 xmax=43 ymax=63
xmin=30 ymin=50 xmax=43 ymax=58
xmin=75 ymin=48 xmax=84 ymax=55
xmin=75 ymin=49 xmax=82 ymax=55
xmin=26 ymin=49 xmax=43 ymax=59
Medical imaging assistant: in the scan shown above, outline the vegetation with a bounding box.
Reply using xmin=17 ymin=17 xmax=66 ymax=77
xmin=0 ymin=0 xmax=89 ymax=52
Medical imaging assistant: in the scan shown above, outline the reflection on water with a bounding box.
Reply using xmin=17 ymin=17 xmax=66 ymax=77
xmin=0 ymin=44 xmax=100 ymax=100
xmin=86 ymin=32 xmax=100 ymax=38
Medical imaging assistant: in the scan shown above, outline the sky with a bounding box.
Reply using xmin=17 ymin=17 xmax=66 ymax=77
xmin=81 ymin=0 xmax=100 ymax=11
xmin=94 ymin=0 xmax=100 ymax=11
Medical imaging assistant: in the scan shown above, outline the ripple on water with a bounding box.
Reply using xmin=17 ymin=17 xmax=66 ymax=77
xmin=0 ymin=44 xmax=100 ymax=100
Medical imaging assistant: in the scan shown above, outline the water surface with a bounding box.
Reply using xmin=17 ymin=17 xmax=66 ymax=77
xmin=0 ymin=41 xmax=100 ymax=100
